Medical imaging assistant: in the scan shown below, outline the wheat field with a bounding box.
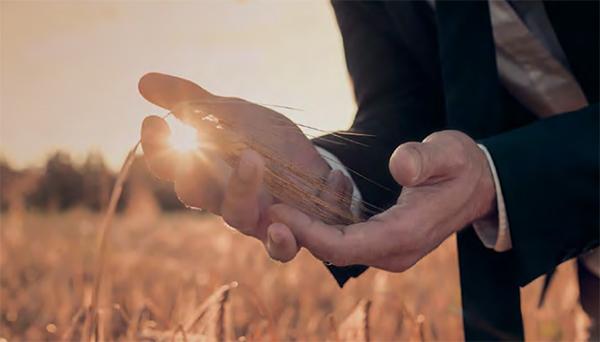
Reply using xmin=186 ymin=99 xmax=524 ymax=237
xmin=0 ymin=206 xmax=590 ymax=341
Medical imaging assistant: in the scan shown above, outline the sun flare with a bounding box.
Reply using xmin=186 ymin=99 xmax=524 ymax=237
xmin=166 ymin=116 xmax=200 ymax=153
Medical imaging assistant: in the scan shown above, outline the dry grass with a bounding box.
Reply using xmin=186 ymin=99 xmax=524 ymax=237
xmin=0 ymin=111 xmax=591 ymax=339
xmin=0 ymin=206 xmax=590 ymax=341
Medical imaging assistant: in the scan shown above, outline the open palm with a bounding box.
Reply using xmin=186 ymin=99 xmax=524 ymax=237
xmin=139 ymin=72 xmax=345 ymax=262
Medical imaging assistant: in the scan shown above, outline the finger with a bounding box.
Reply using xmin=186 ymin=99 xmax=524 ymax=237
xmin=173 ymin=152 xmax=229 ymax=214
xmin=221 ymin=150 xmax=265 ymax=233
xmin=269 ymin=204 xmax=344 ymax=263
xmin=141 ymin=115 xmax=178 ymax=181
xmin=138 ymin=73 xmax=243 ymax=128
xmin=138 ymin=73 xmax=285 ymax=149
xmin=266 ymin=223 xmax=300 ymax=262
xmin=389 ymin=137 xmax=463 ymax=187
xmin=138 ymin=73 xmax=238 ymax=148
xmin=269 ymin=204 xmax=393 ymax=266
xmin=138 ymin=72 xmax=214 ymax=111
xmin=170 ymin=97 xmax=264 ymax=133
xmin=364 ymin=206 xmax=442 ymax=273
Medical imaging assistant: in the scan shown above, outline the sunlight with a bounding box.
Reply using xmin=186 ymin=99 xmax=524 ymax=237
xmin=166 ymin=116 xmax=200 ymax=153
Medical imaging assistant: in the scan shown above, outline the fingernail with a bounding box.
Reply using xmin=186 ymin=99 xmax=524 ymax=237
xmin=405 ymin=146 xmax=422 ymax=184
xmin=268 ymin=228 xmax=282 ymax=245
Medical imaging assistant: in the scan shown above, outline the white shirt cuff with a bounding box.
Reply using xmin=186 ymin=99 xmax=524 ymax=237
xmin=316 ymin=145 xmax=600 ymax=276
xmin=472 ymin=144 xmax=512 ymax=252
xmin=314 ymin=146 xmax=363 ymax=217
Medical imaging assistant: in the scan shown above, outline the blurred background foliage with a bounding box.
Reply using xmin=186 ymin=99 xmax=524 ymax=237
xmin=0 ymin=151 xmax=184 ymax=214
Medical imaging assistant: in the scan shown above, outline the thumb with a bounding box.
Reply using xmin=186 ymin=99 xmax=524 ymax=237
xmin=140 ymin=115 xmax=178 ymax=181
xmin=389 ymin=135 xmax=464 ymax=187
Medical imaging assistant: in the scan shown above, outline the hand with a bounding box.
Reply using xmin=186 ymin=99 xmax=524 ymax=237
xmin=139 ymin=72 xmax=352 ymax=262
xmin=269 ymin=130 xmax=497 ymax=271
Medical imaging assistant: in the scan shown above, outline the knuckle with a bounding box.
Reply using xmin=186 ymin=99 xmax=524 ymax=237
xmin=430 ymin=131 xmax=470 ymax=169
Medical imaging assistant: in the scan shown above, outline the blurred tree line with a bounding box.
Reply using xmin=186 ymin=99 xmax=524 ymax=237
xmin=0 ymin=151 xmax=184 ymax=212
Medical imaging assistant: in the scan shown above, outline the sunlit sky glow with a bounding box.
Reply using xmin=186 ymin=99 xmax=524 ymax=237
xmin=166 ymin=116 xmax=201 ymax=153
xmin=1 ymin=0 xmax=356 ymax=170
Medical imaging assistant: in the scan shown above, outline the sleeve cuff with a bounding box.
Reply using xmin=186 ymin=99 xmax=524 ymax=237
xmin=314 ymin=146 xmax=363 ymax=217
xmin=472 ymin=144 xmax=512 ymax=252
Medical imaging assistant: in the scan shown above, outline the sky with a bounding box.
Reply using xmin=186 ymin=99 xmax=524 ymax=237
xmin=1 ymin=0 xmax=356 ymax=170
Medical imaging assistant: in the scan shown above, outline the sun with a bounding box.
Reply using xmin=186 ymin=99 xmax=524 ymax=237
xmin=166 ymin=116 xmax=200 ymax=153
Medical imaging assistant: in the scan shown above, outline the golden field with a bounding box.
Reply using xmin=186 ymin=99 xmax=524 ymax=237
xmin=0 ymin=207 xmax=590 ymax=341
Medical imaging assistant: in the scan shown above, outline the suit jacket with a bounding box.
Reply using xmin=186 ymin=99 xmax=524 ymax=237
xmin=313 ymin=1 xmax=599 ymax=340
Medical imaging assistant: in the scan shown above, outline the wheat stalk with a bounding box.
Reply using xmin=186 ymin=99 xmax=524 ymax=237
xmin=84 ymin=101 xmax=388 ymax=340
xmin=171 ymin=100 xmax=388 ymax=225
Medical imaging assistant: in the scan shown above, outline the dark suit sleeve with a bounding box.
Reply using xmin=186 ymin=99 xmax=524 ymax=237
xmin=313 ymin=1 xmax=446 ymax=286
xmin=481 ymin=104 xmax=599 ymax=286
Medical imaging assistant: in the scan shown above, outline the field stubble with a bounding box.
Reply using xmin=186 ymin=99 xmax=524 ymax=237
xmin=0 ymin=207 xmax=589 ymax=341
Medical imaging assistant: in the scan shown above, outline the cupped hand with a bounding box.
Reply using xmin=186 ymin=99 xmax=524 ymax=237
xmin=139 ymin=72 xmax=350 ymax=262
xmin=269 ymin=130 xmax=496 ymax=271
